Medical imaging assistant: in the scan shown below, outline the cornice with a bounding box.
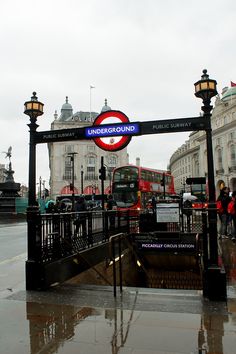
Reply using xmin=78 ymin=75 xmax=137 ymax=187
xmin=170 ymin=145 xmax=199 ymax=165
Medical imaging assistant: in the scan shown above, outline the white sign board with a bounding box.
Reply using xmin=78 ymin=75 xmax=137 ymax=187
xmin=156 ymin=203 xmax=179 ymax=223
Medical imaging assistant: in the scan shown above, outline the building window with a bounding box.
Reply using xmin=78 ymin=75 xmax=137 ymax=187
xmin=86 ymin=166 xmax=96 ymax=180
xmin=108 ymin=155 xmax=117 ymax=167
xmin=229 ymin=131 xmax=235 ymax=141
xmin=87 ymin=145 xmax=95 ymax=152
xmin=230 ymin=145 xmax=236 ymax=166
xmin=216 ymin=137 xmax=221 ymax=146
xmin=65 ymin=145 xmax=74 ymax=153
xmin=64 ymin=156 xmax=72 ymax=180
xmin=87 ymin=155 xmax=96 ymax=166
xmin=217 ymin=149 xmax=223 ymax=171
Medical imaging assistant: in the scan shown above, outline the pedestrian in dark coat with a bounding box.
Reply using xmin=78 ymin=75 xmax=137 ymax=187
xmin=217 ymin=187 xmax=231 ymax=239
xmin=106 ymin=194 xmax=117 ymax=229
xmin=74 ymin=196 xmax=87 ymax=236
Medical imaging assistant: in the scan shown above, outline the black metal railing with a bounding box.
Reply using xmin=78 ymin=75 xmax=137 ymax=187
xmin=33 ymin=210 xmax=139 ymax=263
xmin=28 ymin=205 xmax=214 ymax=265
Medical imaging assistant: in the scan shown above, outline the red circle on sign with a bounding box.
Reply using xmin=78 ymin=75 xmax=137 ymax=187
xmin=93 ymin=110 xmax=131 ymax=151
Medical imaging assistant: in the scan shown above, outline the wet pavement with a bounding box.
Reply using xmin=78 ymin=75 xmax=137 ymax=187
xmin=1 ymin=224 xmax=236 ymax=353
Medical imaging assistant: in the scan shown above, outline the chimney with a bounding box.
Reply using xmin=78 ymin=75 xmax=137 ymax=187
xmin=136 ymin=157 xmax=140 ymax=166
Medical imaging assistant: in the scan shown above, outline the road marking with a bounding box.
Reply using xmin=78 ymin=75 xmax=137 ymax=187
xmin=0 ymin=253 xmax=26 ymax=265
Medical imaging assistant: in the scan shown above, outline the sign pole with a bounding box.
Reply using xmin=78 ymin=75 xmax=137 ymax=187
xmin=101 ymin=156 xmax=105 ymax=210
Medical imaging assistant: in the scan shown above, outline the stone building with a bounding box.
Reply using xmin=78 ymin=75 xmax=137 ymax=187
xmin=48 ymin=98 xmax=129 ymax=200
xmin=169 ymin=84 xmax=236 ymax=195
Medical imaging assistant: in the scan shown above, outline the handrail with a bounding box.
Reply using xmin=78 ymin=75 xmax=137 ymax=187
xmin=109 ymin=233 xmax=126 ymax=297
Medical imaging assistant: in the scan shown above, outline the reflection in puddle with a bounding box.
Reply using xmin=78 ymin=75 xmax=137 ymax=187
xmin=25 ymin=295 xmax=236 ymax=354
xmin=22 ymin=239 xmax=236 ymax=353
xmin=221 ymin=239 xmax=236 ymax=294
xmin=26 ymin=293 xmax=138 ymax=354
xmin=27 ymin=303 xmax=97 ymax=353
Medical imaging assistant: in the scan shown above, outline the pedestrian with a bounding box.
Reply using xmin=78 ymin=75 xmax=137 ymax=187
xmin=228 ymin=191 xmax=236 ymax=242
xmin=53 ymin=199 xmax=61 ymax=213
xmin=217 ymin=187 xmax=231 ymax=239
xmin=151 ymin=195 xmax=157 ymax=214
xmin=74 ymin=196 xmax=87 ymax=237
xmin=106 ymin=194 xmax=117 ymax=229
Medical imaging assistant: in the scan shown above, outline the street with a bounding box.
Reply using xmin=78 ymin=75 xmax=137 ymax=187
xmin=0 ymin=220 xmax=27 ymax=297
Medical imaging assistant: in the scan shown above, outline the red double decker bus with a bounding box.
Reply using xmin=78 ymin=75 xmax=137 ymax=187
xmin=112 ymin=165 xmax=175 ymax=211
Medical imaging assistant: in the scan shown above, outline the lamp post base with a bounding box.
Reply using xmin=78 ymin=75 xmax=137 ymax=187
xmin=203 ymin=266 xmax=227 ymax=301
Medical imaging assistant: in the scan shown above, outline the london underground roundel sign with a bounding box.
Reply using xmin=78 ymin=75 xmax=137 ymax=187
xmin=87 ymin=110 xmax=135 ymax=151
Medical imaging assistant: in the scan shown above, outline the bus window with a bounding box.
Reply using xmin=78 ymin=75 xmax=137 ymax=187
xmin=113 ymin=166 xmax=138 ymax=182
xmin=113 ymin=191 xmax=138 ymax=208
xmin=154 ymin=173 xmax=161 ymax=183
xmin=141 ymin=169 xmax=146 ymax=180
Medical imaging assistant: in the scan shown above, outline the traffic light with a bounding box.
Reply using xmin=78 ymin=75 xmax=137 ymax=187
xmin=99 ymin=166 xmax=106 ymax=180
xmin=160 ymin=174 xmax=165 ymax=186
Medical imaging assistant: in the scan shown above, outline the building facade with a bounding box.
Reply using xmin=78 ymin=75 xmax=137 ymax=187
xmin=48 ymin=98 xmax=129 ymax=200
xmin=169 ymin=85 xmax=236 ymax=196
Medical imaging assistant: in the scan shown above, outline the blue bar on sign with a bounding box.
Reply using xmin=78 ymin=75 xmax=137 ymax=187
xmin=85 ymin=123 xmax=140 ymax=138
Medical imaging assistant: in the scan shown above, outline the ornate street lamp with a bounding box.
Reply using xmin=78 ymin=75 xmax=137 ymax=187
xmin=194 ymin=69 xmax=217 ymax=103
xmin=194 ymin=70 xmax=219 ymax=270
xmin=24 ymin=92 xmax=44 ymax=120
xmin=24 ymin=92 xmax=44 ymax=206
xmin=194 ymin=70 xmax=217 ymax=205
xmin=24 ymin=92 xmax=44 ymax=283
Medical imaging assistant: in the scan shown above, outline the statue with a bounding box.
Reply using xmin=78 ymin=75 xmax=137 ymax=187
xmin=2 ymin=146 xmax=12 ymax=160
xmin=0 ymin=145 xmax=21 ymax=205
xmin=2 ymin=146 xmax=12 ymax=171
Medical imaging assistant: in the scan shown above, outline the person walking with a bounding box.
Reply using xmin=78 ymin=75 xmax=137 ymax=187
xmin=74 ymin=196 xmax=87 ymax=237
xmin=151 ymin=195 xmax=157 ymax=214
xmin=228 ymin=191 xmax=236 ymax=242
xmin=217 ymin=187 xmax=231 ymax=239
xmin=106 ymin=194 xmax=117 ymax=229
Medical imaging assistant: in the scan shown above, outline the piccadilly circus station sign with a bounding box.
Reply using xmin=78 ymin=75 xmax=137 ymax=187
xmin=85 ymin=110 xmax=140 ymax=151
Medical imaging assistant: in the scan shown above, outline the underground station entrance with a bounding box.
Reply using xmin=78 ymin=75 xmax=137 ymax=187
xmin=24 ymin=70 xmax=227 ymax=301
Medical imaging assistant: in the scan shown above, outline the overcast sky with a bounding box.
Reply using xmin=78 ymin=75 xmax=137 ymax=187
xmin=1 ymin=0 xmax=236 ymax=188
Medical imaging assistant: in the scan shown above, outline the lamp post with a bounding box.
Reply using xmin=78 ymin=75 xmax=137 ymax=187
xmin=24 ymin=92 xmax=44 ymax=206
xmin=194 ymin=69 xmax=218 ymax=265
xmin=24 ymin=92 xmax=44 ymax=289
xmin=42 ymin=179 xmax=46 ymax=199
xmin=90 ymin=85 xmax=95 ymax=121
xmin=68 ymin=152 xmax=77 ymax=211
xmin=194 ymin=70 xmax=226 ymax=300
xmin=81 ymin=165 xmax=84 ymax=194
xmin=39 ymin=176 xmax=42 ymax=199
xmin=104 ymin=163 xmax=113 ymax=194
xmin=108 ymin=167 xmax=112 ymax=194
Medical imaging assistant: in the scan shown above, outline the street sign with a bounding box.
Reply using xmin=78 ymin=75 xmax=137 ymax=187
xmin=186 ymin=177 xmax=206 ymax=185
xmin=33 ymin=114 xmax=209 ymax=145
xmin=85 ymin=122 xmax=140 ymax=138
xmin=140 ymin=116 xmax=209 ymax=135
xmin=92 ymin=110 xmax=135 ymax=151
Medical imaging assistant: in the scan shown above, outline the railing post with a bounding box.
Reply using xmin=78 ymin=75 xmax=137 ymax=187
xmin=202 ymin=211 xmax=208 ymax=270
xmin=26 ymin=206 xmax=42 ymax=290
xmin=118 ymin=234 xmax=123 ymax=293
xmin=104 ymin=211 xmax=109 ymax=240
xmin=112 ymin=237 xmax=117 ymax=297
xmin=87 ymin=212 xmax=93 ymax=246
xmin=127 ymin=209 xmax=130 ymax=234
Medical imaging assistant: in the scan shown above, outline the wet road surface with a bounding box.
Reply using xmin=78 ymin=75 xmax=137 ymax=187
xmin=0 ymin=220 xmax=236 ymax=353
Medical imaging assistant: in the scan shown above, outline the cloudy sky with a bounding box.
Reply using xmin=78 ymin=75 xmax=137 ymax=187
xmin=1 ymin=0 xmax=235 ymax=188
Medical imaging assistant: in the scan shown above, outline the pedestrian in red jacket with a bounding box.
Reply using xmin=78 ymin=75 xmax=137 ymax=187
xmin=228 ymin=191 xmax=236 ymax=242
